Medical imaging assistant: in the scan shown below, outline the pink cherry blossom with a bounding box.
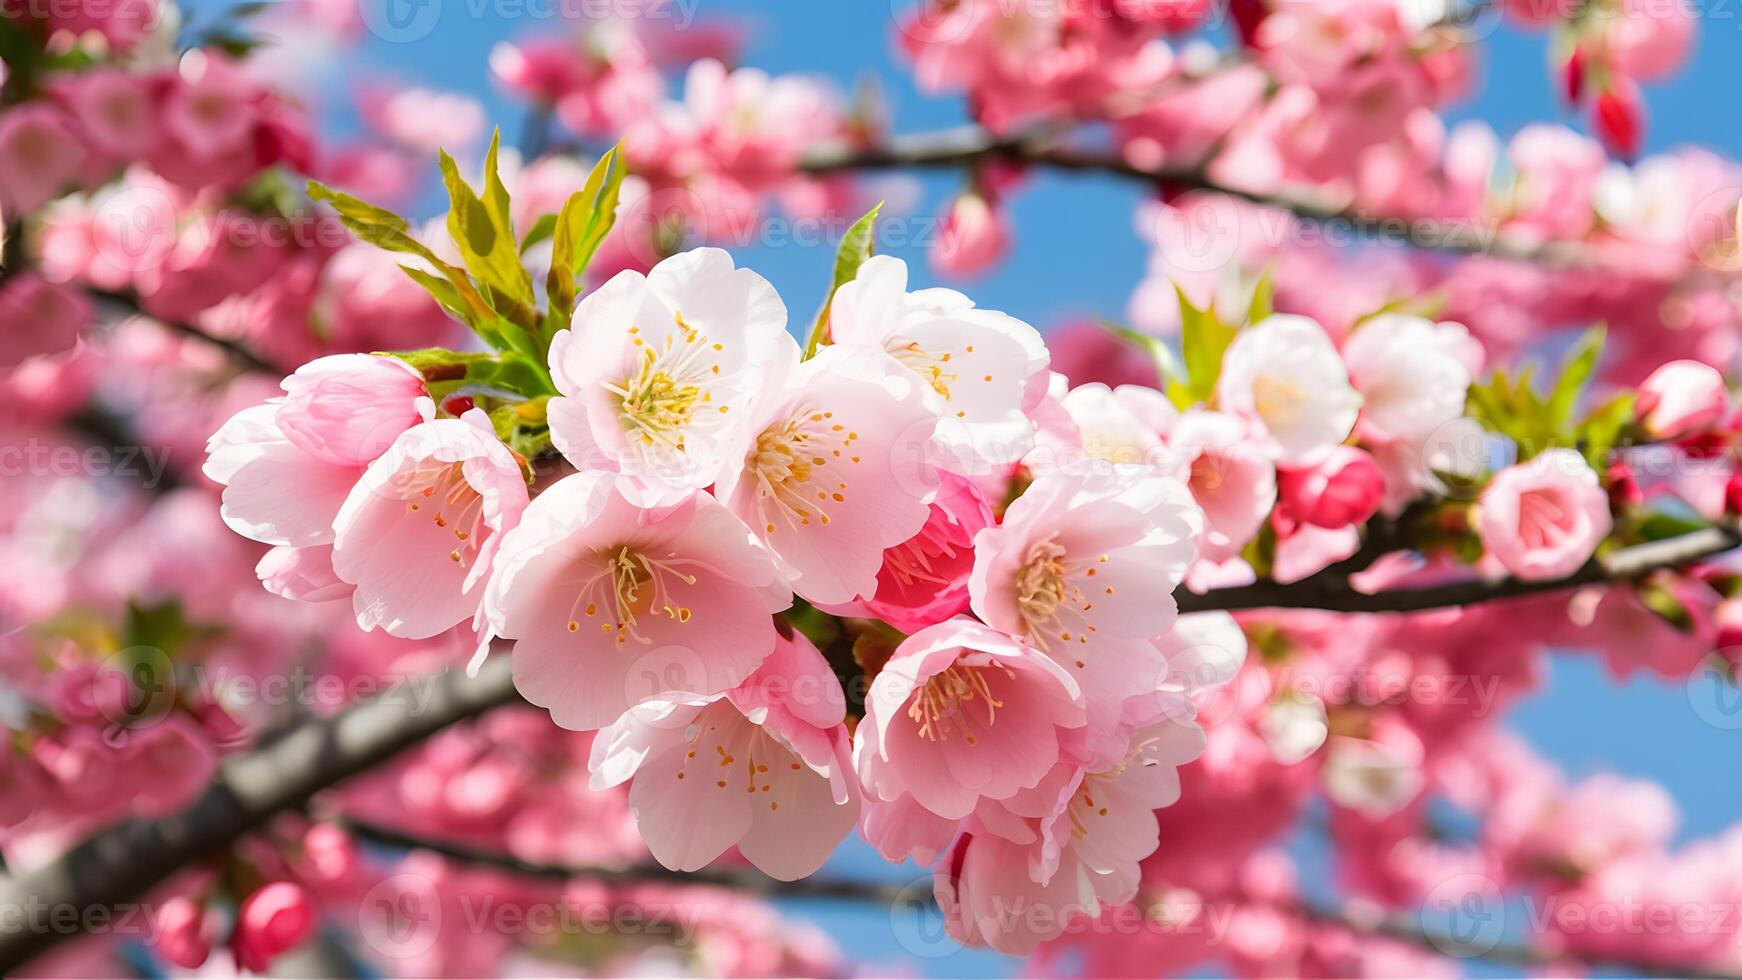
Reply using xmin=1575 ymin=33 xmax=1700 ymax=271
xmin=152 ymin=896 xmax=215 ymax=970
xmin=1167 ymin=410 xmax=1278 ymax=561
xmin=233 ymin=882 xmax=316 ymax=973
xmin=1477 ymin=449 xmax=1613 ymax=581
xmin=0 ymin=104 xmax=87 ymax=214
xmin=1636 ymin=360 xmax=1727 ymax=440
xmin=480 ymin=471 xmax=788 ymax=731
xmin=547 ymin=247 xmax=792 ymax=502
xmin=1602 ymin=0 xmax=1697 ymax=81
xmin=931 ymin=192 xmax=1010 ymax=279
xmin=588 ymin=632 xmax=856 ymax=880
xmin=969 ymin=470 xmax=1201 ymax=763
xmin=0 ymin=274 xmax=88 ymax=369
xmin=356 ymin=85 xmax=486 ymax=154
xmin=1218 ymin=314 xmax=1362 ymax=465
xmin=61 ymin=68 xmax=159 ymax=160
xmin=1342 ymin=314 xmax=1475 ymax=446
xmin=715 ymin=344 xmax=938 ymax=604
xmin=935 ymin=715 xmax=1206 ymax=955
xmin=819 ymin=471 xmax=995 ymax=634
xmin=828 ymin=255 xmax=1049 ymax=471
xmin=276 ymin=354 xmax=429 ymax=467
xmin=205 ymin=404 xmax=371 ymax=550
xmin=331 ymin=411 xmax=529 ymax=638
xmin=856 ymin=617 xmax=1086 ymax=821
xmin=1278 ymin=446 xmax=1386 ymax=530
xmin=1026 ymin=381 xmax=1175 ymax=478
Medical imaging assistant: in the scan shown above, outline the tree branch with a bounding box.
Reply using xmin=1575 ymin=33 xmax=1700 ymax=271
xmin=0 ymin=656 xmax=519 ymax=974
xmin=1175 ymin=523 xmax=1742 ymax=614
xmin=799 ymin=128 xmax=1625 ymax=270
xmin=86 ymin=287 xmax=278 ymax=375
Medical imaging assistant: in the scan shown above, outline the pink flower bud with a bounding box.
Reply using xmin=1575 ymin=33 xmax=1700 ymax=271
xmin=233 ymin=882 xmax=316 ymax=973
xmin=274 ymin=354 xmax=428 ymax=467
xmin=155 ymin=896 xmax=214 ymax=970
xmin=930 ymin=192 xmax=1009 ymax=279
xmin=1636 ymin=360 xmax=1727 ymax=440
xmin=1277 ymin=447 xmax=1385 ymax=529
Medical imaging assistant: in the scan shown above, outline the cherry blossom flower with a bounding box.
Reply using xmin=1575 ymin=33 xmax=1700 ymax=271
xmin=715 ymin=344 xmax=938 ymax=605
xmin=1167 ymin=410 xmax=1278 ymax=561
xmin=479 ymin=471 xmax=788 ymax=731
xmin=828 ymin=254 xmax=1049 ymax=471
xmin=819 ymin=472 xmax=995 ymax=634
xmin=1636 ymin=360 xmax=1727 ymax=439
xmin=1341 ymin=314 xmax=1476 ymax=446
xmin=331 ymin=410 xmax=529 ymax=638
xmin=935 ymin=714 xmax=1207 ymax=956
xmin=1218 ymin=314 xmax=1362 ymax=465
xmin=547 ymin=247 xmax=792 ymax=503
xmin=1477 ymin=449 xmax=1613 ymax=581
xmin=969 ymin=470 xmax=1201 ymax=760
xmin=588 ymin=632 xmax=856 ymax=880
xmin=856 ymin=617 xmax=1086 ymax=821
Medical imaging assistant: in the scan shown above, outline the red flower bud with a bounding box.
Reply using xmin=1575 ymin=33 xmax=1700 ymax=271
xmin=1278 ymin=447 xmax=1385 ymax=529
xmin=1594 ymin=79 xmax=1645 ymax=161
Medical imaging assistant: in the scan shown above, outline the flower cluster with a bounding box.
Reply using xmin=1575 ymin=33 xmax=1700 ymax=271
xmin=9 ymin=0 xmax=1742 ymax=973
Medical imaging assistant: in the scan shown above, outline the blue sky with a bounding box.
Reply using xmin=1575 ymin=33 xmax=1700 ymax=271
xmin=207 ymin=0 xmax=1742 ymax=973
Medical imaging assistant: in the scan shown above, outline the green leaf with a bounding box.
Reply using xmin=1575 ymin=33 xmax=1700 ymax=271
xmin=1176 ymin=285 xmax=1239 ymax=407
xmin=1547 ymin=325 xmax=1605 ymax=431
xmin=1578 ymin=391 xmax=1638 ymax=467
xmin=1098 ymin=318 xmax=1184 ymax=392
xmin=310 ymin=179 xmax=498 ymax=333
xmin=439 ymin=144 xmax=537 ymax=330
xmin=546 ymin=146 xmax=626 ymax=337
xmin=1633 ymin=510 xmax=1711 ymax=543
xmin=806 ymin=203 xmax=883 ymax=359
xmin=122 ymin=598 xmax=223 ymax=659
xmin=1246 ymin=267 xmax=1275 ymax=325
xmin=1638 ymin=579 xmax=1696 ymax=632
xmin=520 ymin=213 xmax=558 ymax=254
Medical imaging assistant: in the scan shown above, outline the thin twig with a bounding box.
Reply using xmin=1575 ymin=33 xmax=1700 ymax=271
xmin=1175 ymin=522 xmax=1742 ymax=614
xmin=86 ymin=287 xmax=277 ymax=374
xmin=799 ymin=128 xmax=1614 ymax=269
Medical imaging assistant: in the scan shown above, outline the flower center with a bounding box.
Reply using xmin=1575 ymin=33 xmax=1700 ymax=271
xmin=566 ymin=545 xmax=701 ymax=645
xmin=750 ymin=408 xmax=860 ymax=534
xmin=884 ymin=518 xmax=963 ymax=589
xmin=672 ymin=707 xmax=802 ymax=811
xmin=603 ymin=313 xmax=724 ymax=452
xmin=906 ymin=663 xmax=1010 ymax=744
xmin=1252 ymin=373 xmax=1310 ymax=429
xmin=1517 ymin=489 xmax=1570 ymax=551
xmin=400 ymin=462 xmax=486 ymax=567
xmin=1015 ymin=539 xmax=1107 ymax=654
xmin=890 ymin=339 xmax=957 ymax=399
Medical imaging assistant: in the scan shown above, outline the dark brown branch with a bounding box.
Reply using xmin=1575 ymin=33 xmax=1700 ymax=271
xmin=1175 ymin=523 xmax=1742 ymax=614
xmin=799 ymin=128 xmax=1614 ymax=269
xmin=0 ymin=656 xmax=519 ymax=974
xmin=86 ymin=287 xmax=278 ymax=375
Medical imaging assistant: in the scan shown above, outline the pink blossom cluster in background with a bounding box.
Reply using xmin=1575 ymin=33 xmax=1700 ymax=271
xmin=6 ymin=0 xmax=1742 ymax=976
